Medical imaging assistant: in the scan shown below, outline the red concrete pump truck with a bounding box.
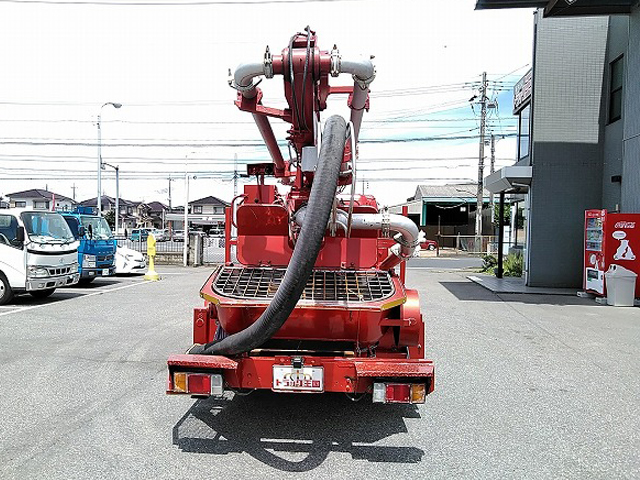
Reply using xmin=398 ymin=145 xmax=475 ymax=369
xmin=167 ymin=28 xmax=435 ymax=404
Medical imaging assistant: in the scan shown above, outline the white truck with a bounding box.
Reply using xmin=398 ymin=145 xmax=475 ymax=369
xmin=0 ymin=209 xmax=80 ymax=304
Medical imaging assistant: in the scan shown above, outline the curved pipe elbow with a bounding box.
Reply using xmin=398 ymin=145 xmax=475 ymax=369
xmin=231 ymin=62 xmax=267 ymax=98
xmin=339 ymin=57 xmax=376 ymax=88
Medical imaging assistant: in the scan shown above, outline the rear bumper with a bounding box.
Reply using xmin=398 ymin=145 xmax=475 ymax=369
xmin=167 ymin=353 xmax=434 ymax=396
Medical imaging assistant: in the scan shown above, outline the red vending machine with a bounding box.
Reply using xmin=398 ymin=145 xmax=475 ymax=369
xmin=584 ymin=209 xmax=640 ymax=297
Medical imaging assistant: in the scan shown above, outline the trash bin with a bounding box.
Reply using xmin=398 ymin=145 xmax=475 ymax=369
xmin=605 ymin=264 xmax=637 ymax=307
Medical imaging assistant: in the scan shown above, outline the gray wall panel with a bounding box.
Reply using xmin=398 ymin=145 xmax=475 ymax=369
xmin=622 ymin=9 xmax=640 ymax=211
xmin=528 ymin=142 xmax=603 ymax=287
xmin=602 ymin=16 xmax=628 ymax=211
xmin=528 ymin=14 xmax=607 ymax=288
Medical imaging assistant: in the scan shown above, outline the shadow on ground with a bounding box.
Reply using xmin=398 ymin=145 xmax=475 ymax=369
xmin=9 ymin=291 xmax=85 ymax=305
xmin=173 ymin=391 xmax=423 ymax=471
xmin=440 ymin=281 xmax=596 ymax=306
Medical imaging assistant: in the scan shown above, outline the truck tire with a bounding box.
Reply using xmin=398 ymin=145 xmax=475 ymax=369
xmin=0 ymin=273 xmax=14 ymax=305
xmin=30 ymin=288 xmax=56 ymax=299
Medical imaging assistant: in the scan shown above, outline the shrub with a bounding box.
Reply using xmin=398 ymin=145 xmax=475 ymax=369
xmin=503 ymin=252 xmax=524 ymax=277
xmin=481 ymin=254 xmax=497 ymax=274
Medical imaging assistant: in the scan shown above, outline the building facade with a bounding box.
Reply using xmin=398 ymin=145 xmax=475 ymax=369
xmin=479 ymin=1 xmax=640 ymax=288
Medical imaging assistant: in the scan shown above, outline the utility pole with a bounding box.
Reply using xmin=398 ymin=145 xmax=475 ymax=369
xmin=490 ymin=133 xmax=496 ymax=226
xmin=168 ymin=177 xmax=174 ymax=210
xmin=475 ymin=71 xmax=488 ymax=253
xmin=71 ymin=183 xmax=77 ymax=201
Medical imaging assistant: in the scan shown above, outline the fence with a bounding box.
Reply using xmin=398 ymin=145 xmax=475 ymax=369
xmin=115 ymin=237 xmax=185 ymax=253
xmin=436 ymin=234 xmax=524 ymax=256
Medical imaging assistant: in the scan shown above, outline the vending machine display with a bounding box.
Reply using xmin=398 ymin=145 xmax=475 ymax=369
xmin=584 ymin=209 xmax=640 ymax=297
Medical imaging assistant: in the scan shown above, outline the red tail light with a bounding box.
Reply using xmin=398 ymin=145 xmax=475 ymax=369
xmin=385 ymin=383 xmax=411 ymax=403
xmin=186 ymin=373 xmax=211 ymax=395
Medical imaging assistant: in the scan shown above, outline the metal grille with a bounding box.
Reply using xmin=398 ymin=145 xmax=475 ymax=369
xmin=47 ymin=266 xmax=71 ymax=276
xmin=98 ymin=255 xmax=114 ymax=262
xmin=213 ymin=267 xmax=394 ymax=302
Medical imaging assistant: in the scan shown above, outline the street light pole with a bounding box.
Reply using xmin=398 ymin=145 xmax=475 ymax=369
xmin=97 ymin=102 xmax=122 ymax=215
xmin=103 ymin=162 xmax=120 ymax=235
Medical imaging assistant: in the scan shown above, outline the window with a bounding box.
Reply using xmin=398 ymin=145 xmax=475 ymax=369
xmin=193 ymin=205 xmax=202 ymax=214
xmin=517 ymin=105 xmax=530 ymax=160
xmin=34 ymin=200 xmax=49 ymax=210
xmin=609 ymin=56 xmax=623 ymax=123
xmin=0 ymin=214 xmax=20 ymax=248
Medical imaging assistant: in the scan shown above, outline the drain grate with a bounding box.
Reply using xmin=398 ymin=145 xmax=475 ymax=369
xmin=213 ymin=267 xmax=394 ymax=302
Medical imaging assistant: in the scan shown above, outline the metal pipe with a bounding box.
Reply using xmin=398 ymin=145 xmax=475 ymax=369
xmin=295 ymin=208 xmax=419 ymax=270
xmin=253 ymin=113 xmax=286 ymax=171
xmin=183 ymin=171 xmax=189 ymax=267
xmin=338 ymin=56 xmax=375 ymax=142
xmin=497 ymin=192 xmax=505 ymax=279
xmin=231 ymin=62 xmax=266 ymax=99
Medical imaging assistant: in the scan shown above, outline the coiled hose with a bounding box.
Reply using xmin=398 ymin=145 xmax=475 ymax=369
xmin=192 ymin=115 xmax=347 ymax=356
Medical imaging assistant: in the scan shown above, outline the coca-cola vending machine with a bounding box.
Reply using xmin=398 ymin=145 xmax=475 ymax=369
xmin=584 ymin=209 xmax=640 ymax=297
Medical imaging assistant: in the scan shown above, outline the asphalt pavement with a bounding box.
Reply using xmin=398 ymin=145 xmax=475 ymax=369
xmin=0 ymin=260 xmax=638 ymax=479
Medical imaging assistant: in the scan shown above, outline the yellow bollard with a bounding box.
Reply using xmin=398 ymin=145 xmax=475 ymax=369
xmin=144 ymin=233 xmax=160 ymax=281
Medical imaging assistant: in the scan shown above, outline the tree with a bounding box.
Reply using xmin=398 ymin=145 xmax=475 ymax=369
xmin=104 ymin=210 xmax=115 ymax=229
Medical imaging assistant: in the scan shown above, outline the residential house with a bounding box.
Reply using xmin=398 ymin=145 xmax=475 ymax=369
xmin=80 ymin=196 xmax=137 ymax=233
xmin=7 ymin=189 xmax=76 ymax=211
xmin=188 ymin=196 xmax=229 ymax=232
xmin=164 ymin=196 xmax=230 ymax=233
xmin=145 ymin=201 xmax=169 ymax=229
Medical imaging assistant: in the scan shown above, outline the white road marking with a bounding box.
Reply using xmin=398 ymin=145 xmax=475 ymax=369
xmin=0 ymin=280 xmax=151 ymax=318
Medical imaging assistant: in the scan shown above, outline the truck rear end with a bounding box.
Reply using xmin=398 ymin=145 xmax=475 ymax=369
xmin=167 ymin=29 xmax=434 ymax=405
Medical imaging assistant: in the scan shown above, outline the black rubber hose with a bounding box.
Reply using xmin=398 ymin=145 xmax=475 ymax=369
xmin=193 ymin=115 xmax=347 ymax=356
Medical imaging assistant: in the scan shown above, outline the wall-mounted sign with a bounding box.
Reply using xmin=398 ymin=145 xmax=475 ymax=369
xmin=513 ymin=68 xmax=533 ymax=114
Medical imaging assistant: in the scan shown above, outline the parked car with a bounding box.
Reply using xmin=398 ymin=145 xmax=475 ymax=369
xmin=115 ymin=246 xmax=146 ymax=275
xmin=420 ymin=239 xmax=438 ymax=251
xmin=150 ymin=229 xmax=168 ymax=241
xmin=173 ymin=230 xmax=184 ymax=242
xmin=130 ymin=228 xmax=149 ymax=242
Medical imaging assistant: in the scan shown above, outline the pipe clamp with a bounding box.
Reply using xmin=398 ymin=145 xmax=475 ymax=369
xmin=330 ymin=45 xmax=341 ymax=77
xmin=263 ymin=46 xmax=274 ymax=79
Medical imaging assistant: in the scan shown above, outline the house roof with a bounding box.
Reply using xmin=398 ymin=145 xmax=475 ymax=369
xmin=189 ymin=195 xmax=230 ymax=206
xmin=413 ymin=184 xmax=491 ymax=201
xmin=145 ymin=201 xmax=168 ymax=211
xmin=80 ymin=196 xmax=135 ymax=207
xmin=7 ymin=188 xmax=75 ymax=203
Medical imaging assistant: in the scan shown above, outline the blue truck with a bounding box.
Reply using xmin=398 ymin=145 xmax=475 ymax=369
xmin=60 ymin=207 xmax=116 ymax=284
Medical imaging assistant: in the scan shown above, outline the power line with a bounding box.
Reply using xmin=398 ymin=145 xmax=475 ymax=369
xmin=0 ymin=0 xmax=364 ymax=6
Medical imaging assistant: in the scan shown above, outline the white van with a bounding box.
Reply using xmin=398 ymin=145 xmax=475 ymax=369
xmin=0 ymin=209 xmax=80 ymax=304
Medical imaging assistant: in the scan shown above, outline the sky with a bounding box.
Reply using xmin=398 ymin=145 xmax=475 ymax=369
xmin=0 ymin=0 xmax=535 ymax=208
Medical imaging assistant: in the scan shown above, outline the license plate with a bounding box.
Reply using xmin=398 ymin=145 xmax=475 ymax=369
xmin=272 ymin=365 xmax=323 ymax=392
xmin=102 ymin=268 xmax=109 ymax=276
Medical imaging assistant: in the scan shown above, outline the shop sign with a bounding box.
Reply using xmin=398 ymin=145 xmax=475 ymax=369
xmin=513 ymin=69 xmax=532 ymax=114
